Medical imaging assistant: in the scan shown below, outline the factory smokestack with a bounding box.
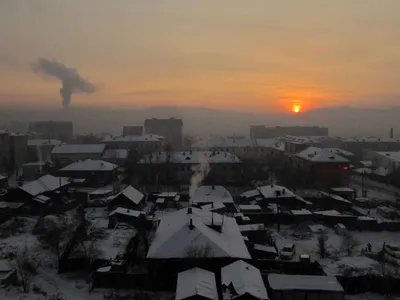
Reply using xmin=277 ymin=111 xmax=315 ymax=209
xmin=390 ymin=128 xmax=394 ymax=139
xmin=32 ymin=58 xmax=96 ymax=108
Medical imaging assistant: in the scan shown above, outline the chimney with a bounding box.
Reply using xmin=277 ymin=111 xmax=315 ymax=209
xmin=187 ymin=207 xmax=192 ymax=214
xmin=188 ymin=218 xmax=194 ymax=230
xmin=212 ymin=185 xmax=215 ymax=190
xmin=390 ymin=128 xmax=394 ymax=139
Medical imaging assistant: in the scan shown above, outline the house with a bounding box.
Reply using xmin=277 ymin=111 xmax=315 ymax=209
xmin=108 ymin=207 xmax=148 ymax=229
xmin=341 ymin=137 xmax=400 ymax=159
xmin=201 ymin=202 xmax=226 ymax=214
xmin=267 ymin=274 xmax=344 ymax=300
xmin=106 ymin=185 xmax=145 ymax=211
xmin=58 ymin=159 xmax=118 ymax=188
xmin=137 ymin=151 xmax=242 ymax=185
xmin=191 ymin=185 xmax=235 ymax=211
xmin=0 ymin=260 xmax=17 ymax=285
xmin=221 ymin=260 xmax=269 ymax=300
xmin=294 ymin=146 xmax=350 ymax=189
xmin=147 ymin=207 xmax=251 ymax=259
xmin=175 ymin=267 xmax=218 ymax=300
xmin=9 ymin=174 xmax=70 ymax=206
xmin=245 ymin=185 xmax=303 ymax=209
xmin=51 ymin=144 xmax=106 ymax=166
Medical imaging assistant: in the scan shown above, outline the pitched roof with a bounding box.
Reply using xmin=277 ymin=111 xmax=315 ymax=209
xmin=268 ymin=274 xmax=344 ymax=292
xmin=60 ymin=159 xmax=117 ymax=172
xmin=297 ymin=147 xmax=349 ymax=163
xmin=52 ymin=144 xmax=105 ymax=154
xmin=192 ymin=186 xmax=234 ymax=204
xmin=20 ymin=175 xmax=70 ymax=196
xmin=109 ymin=207 xmax=144 ymax=218
xmin=176 ymin=268 xmax=218 ymax=300
xmin=107 ymin=186 xmax=144 ymax=205
xmin=221 ymin=260 xmax=269 ymax=300
xmin=258 ymin=185 xmax=296 ymax=199
xmin=147 ymin=207 xmax=250 ymax=259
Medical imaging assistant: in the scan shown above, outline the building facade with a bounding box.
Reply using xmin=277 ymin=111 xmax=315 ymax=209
xmin=122 ymin=126 xmax=143 ymax=136
xmin=144 ymin=118 xmax=183 ymax=149
xmin=28 ymin=121 xmax=73 ymax=142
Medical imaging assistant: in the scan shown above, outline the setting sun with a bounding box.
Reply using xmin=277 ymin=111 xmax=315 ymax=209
xmin=292 ymin=105 xmax=301 ymax=113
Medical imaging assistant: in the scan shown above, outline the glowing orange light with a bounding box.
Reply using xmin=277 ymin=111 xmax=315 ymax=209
xmin=292 ymin=105 xmax=301 ymax=113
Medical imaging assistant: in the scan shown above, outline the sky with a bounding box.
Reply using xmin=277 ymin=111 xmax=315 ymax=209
xmin=0 ymin=0 xmax=399 ymax=113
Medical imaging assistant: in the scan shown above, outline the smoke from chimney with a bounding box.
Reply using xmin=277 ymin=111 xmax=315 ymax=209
xmin=32 ymin=58 xmax=96 ymax=108
xmin=189 ymin=154 xmax=210 ymax=204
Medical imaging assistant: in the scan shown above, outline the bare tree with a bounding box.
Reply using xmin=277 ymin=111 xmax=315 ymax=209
xmin=76 ymin=220 xmax=104 ymax=261
xmin=340 ymin=232 xmax=360 ymax=256
xmin=37 ymin=214 xmax=76 ymax=260
xmin=184 ymin=244 xmax=214 ymax=258
xmin=12 ymin=245 xmax=39 ymax=292
xmin=317 ymin=231 xmax=328 ymax=258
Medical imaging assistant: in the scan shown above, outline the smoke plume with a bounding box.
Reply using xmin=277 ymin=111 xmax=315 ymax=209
xmin=32 ymin=58 xmax=96 ymax=108
xmin=189 ymin=155 xmax=211 ymax=205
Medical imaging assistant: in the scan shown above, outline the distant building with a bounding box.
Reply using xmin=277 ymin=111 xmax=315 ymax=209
xmin=101 ymin=134 xmax=163 ymax=154
xmin=76 ymin=134 xmax=102 ymax=144
xmin=341 ymin=137 xmax=400 ymax=158
xmin=51 ymin=144 xmax=106 ymax=166
xmin=144 ymin=118 xmax=183 ymax=149
xmin=362 ymin=150 xmax=400 ymax=174
xmin=192 ymin=136 xmax=274 ymax=161
xmin=28 ymin=121 xmax=73 ymax=142
xmin=122 ymin=126 xmax=143 ymax=136
xmin=137 ymin=150 xmax=242 ymax=184
xmin=250 ymin=125 xmax=329 ymax=139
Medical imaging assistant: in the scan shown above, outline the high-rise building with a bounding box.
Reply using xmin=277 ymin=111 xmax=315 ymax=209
xmin=28 ymin=121 xmax=73 ymax=142
xmin=144 ymin=118 xmax=183 ymax=149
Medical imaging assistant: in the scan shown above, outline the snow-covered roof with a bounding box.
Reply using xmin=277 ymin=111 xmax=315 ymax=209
xmin=239 ymin=204 xmax=262 ymax=211
xmin=257 ymin=185 xmax=296 ymax=199
xmin=241 ymin=189 xmax=261 ymax=199
xmin=324 ymin=148 xmax=355 ymax=157
xmin=308 ymin=224 xmax=327 ymax=233
xmin=52 ymin=144 xmax=106 ymax=154
xmin=176 ymin=268 xmax=218 ymax=300
xmin=27 ymin=139 xmax=64 ymax=146
xmin=0 ymin=260 xmax=12 ymax=272
xmin=20 ymin=175 xmax=70 ymax=196
xmin=109 ymin=207 xmax=144 ymax=218
xmin=90 ymin=188 xmax=113 ymax=195
xmin=156 ymin=198 xmax=165 ymax=204
xmin=376 ymin=151 xmax=400 ymax=162
xmin=331 ymin=187 xmax=354 ymax=193
xmin=297 ymin=147 xmax=349 ymax=163
xmin=102 ymin=149 xmax=129 ymax=159
xmin=313 ymin=210 xmax=342 ymax=216
xmin=268 ymin=274 xmax=344 ymax=292
xmin=32 ymin=194 xmax=51 ymax=204
xmin=291 ymin=209 xmax=312 ymax=215
xmin=60 ymin=159 xmax=118 ymax=172
xmin=192 ymin=186 xmax=234 ymax=204
xmin=107 ymin=186 xmax=144 ymax=205
xmin=96 ymin=266 xmax=111 ymax=273
xmin=102 ymin=134 xmax=163 ymax=142
xmin=158 ymin=191 xmax=178 ymax=198
xmin=147 ymin=207 xmax=251 ymax=259
xmin=0 ymin=175 xmax=7 ymax=180
xmin=221 ymin=260 xmax=269 ymax=300
xmin=138 ymin=151 xmax=241 ymax=164
xmin=201 ymin=202 xmax=225 ymax=211
xmin=0 ymin=202 xmax=24 ymax=209
xmin=239 ymin=224 xmax=265 ymax=232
